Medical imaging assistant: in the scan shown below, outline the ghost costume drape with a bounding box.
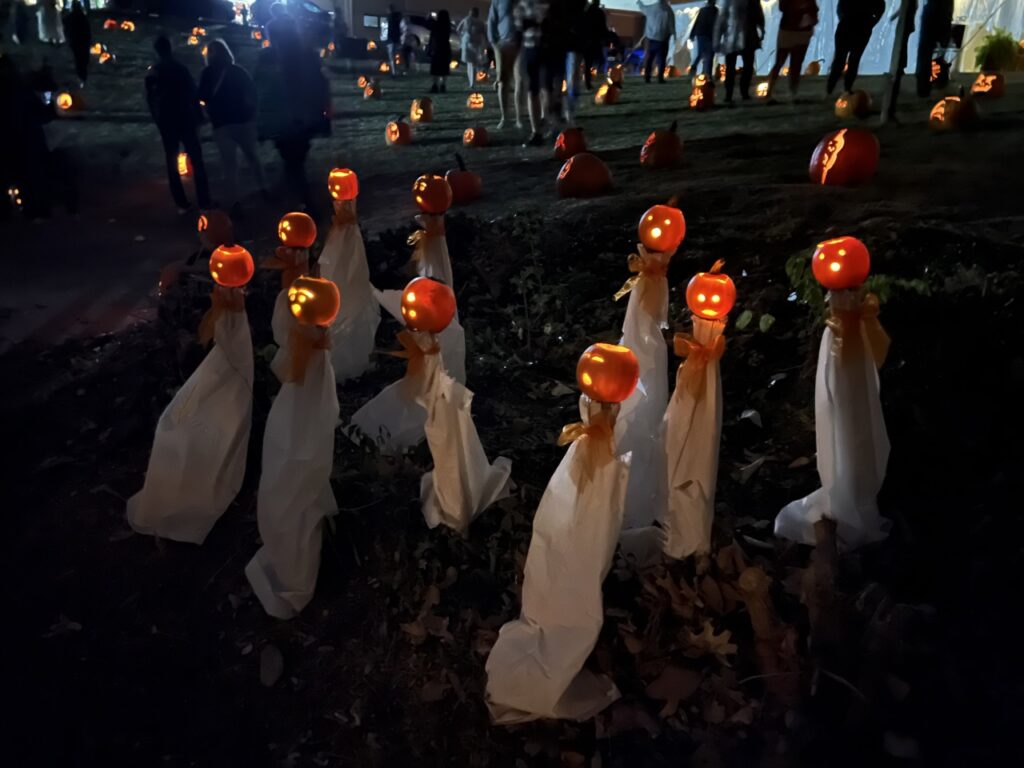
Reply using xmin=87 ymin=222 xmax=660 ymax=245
xmin=420 ymin=365 xmax=512 ymax=534
xmin=349 ymin=330 xmax=441 ymax=454
xmin=486 ymin=398 xmax=630 ymax=723
xmin=775 ymin=290 xmax=890 ymax=550
xmin=319 ymin=200 xmax=380 ymax=382
xmin=663 ymin=316 xmax=726 ymax=558
xmin=127 ymin=295 xmax=253 ymax=544
xmin=246 ymin=339 xmax=339 ymax=619
xmin=266 ymin=247 xmax=308 ymax=382
xmin=376 ymin=214 xmax=466 ymax=384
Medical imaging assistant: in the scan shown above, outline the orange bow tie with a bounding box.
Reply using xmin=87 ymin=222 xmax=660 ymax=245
xmin=674 ymin=331 xmax=726 ymax=400
xmin=826 ymin=292 xmax=890 ymax=368
xmin=198 ymin=286 xmax=245 ymax=346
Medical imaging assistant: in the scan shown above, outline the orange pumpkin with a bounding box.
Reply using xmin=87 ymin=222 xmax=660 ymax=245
xmin=638 ymin=203 xmax=686 ymax=254
xmin=446 ymin=154 xmax=482 ymax=205
xmin=556 ymin=152 xmax=612 ymax=198
xmin=386 ymin=119 xmax=413 ymax=146
xmin=197 ymin=210 xmax=234 ymax=250
xmin=328 ymin=168 xmax=359 ymax=201
xmin=576 ymin=343 xmax=640 ymax=404
xmin=594 ymin=82 xmax=620 ymax=105
xmin=640 ymin=121 xmax=682 ymax=169
xmin=811 ymin=236 xmax=870 ymax=291
xmin=209 ymin=244 xmax=254 ymax=288
xmin=98 ymin=51 xmax=115 ymax=64
xmin=467 ymin=92 xmax=485 ymax=109
xmin=929 ymin=95 xmax=979 ymax=131
xmin=463 ymin=126 xmax=489 ymax=147
xmin=413 ymin=174 xmax=453 ymax=214
xmin=686 ymin=261 xmax=736 ymax=320
xmin=808 ymin=128 xmax=879 ymax=186
xmin=970 ymin=72 xmax=1005 ymax=99
xmin=288 ymin=276 xmax=341 ymax=327
xmin=400 ymin=277 xmax=456 ymax=333
xmin=357 ymin=75 xmax=368 ymax=88
xmin=379 ymin=61 xmax=391 ymax=73
xmin=103 ymin=19 xmax=117 ymax=30
xmin=475 ymin=69 xmax=490 ymax=83
xmin=277 ymin=212 xmax=317 ymax=248
xmin=252 ymin=29 xmax=263 ymax=41
xmin=366 ymin=39 xmax=376 ymax=51
xmin=120 ymin=20 xmax=135 ymax=31
xmin=689 ymin=74 xmax=715 ymax=111
xmin=54 ymin=90 xmax=82 ymax=114
xmin=410 ymin=97 xmax=433 ymax=123
xmin=554 ymin=127 xmax=587 ymax=160
xmin=364 ymin=81 xmax=382 ymax=100
xmin=834 ymin=90 xmax=872 ymax=119
xmin=608 ymin=65 xmax=624 ymax=86
xmin=805 ymin=60 xmax=822 ymax=76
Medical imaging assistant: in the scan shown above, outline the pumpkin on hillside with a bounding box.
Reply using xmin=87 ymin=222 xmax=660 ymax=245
xmin=446 ymin=154 xmax=482 ymax=205
xmin=970 ymin=72 xmax=1005 ymax=99
xmin=640 ymin=121 xmax=682 ymax=169
xmin=386 ymin=119 xmax=413 ymax=146
xmin=463 ymin=126 xmax=489 ymax=147
xmin=594 ymin=82 xmax=620 ymax=105
xmin=689 ymin=74 xmax=715 ymax=111
xmin=554 ymin=127 xmax=587 ymax=160
xmin=556 ymin=152 xmax=612 ymax=198
xmin=834 ymin=90 xmax=872 ymax=119
xmin=808 ymin=128 xmax=879 ymax=186
xmin=929 ymin=95 xmax=979 ymax=131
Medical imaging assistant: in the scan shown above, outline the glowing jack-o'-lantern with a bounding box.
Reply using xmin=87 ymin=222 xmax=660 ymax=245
xmin=834 ymin=90 xmax=872 ymax=119
xmin=686 ymin=261 xmax=736 ymax=320
xmin=446 ymin=154 xmax=482 ymax=204
xmin=328 ymin=168 xmax=359 ymax=201
xmin=8 ymin=185 xmax=23 ymax=210
xmin=689 ymin=74 xmax=715 ymax=111
xmin=556 ymin=152 xmax=612 ymax=198
xmin=811 ymin=236 xmax=870 ymax=291
xmin=755 ymin=82 xmax=769 ymax=97
xmin=367 ymin=40 xmax=377 ymax=51
xmin=640 ymin=121 xmax=682 ymax=169
xmin=400 ymin=277 xmax=456 ymax=333
xmin=357 ymin=75 xmax=368 ymax=88
xmin=252 ymin=29 xmax=263 ymax=41
xmin=410 ymin=97 xmax=433 ymax=123
xmin=809 ymin=128 xmax=879 ymax=186
xmin=467 ymin=92 xmax=485 ymax=109
xmin=197 ymin=210 xmax=234 ymax=250
xmin=364 ymin=81 xmax=382 ymax=100
xmin=261 ymin=39 xmax=270 ymax=49
xmin=463 ymin=126 xmax=489 ymax=147
xmin=288 ymin=276 xmax=340 ymax=327
xmin=103 ymin=19 xmax=117 ymax=30
xmin=277 ymin=212 xmax=317 ymax=248
xmin=554 ymin=127 xmax=587 ymax=160
xmin=98 ymin=51 xmax=115 ymax=64
xmin=971 ymin=72 xmax=1005 ymax=99
xmin=55 ymin=91 xmax=75 ymax=111
xmin=929 ymin=95 xmax=979 ymax=131
xmin=594 ymin=82 xmax=620 ymax=105
xmin=120 ymin=20 xmax=135 ymax=31
xmin=576 ymin=343 xmax=640 ymax=404
xmin=475 ymin=69 xmax=489 ymax=83
xmin=209 ymin=244 xmax=254 ymax=287
xmin=412 ymin=174 xmax=452 ymax=214
xmin=638 ymin=203 xmax=686 ymax=254
xmin=449 ymin=59 xmax=459 ymax=71
xmin=188 ymin=35 xmax=200 ymax=46
xmin=608 ymin=64 xmax=624 ymax=86
xmin=385 ymin=119 xmax=412 ymax=145
xmin=177 ymin=152 xmax=192 ymax=177
xmin=717 ymin=63 xmax=726 ymax=82
xmin=90 ymin=43 xmax=104 ymax=55
xmin=379 ymin=61 xmax=391 ymax=73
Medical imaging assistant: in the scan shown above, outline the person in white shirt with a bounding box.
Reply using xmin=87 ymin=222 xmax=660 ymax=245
xmin=636 ymin=0 xmax=675 ymax=83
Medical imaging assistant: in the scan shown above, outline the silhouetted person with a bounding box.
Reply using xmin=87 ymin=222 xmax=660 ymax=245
xmin=765 ymin=0 xmax=817 ymax=101
xmin=266 ymin=2 xmax=296 ymax=46
xmin=827 ymin=0 xmax=884 ymax=94
xmin=582 ymin=0 xmax=609 ymax=88
xmin=689 ymin=0 xmax=718 ymax=77
xmin=63 ymin=1 xmax=90 ymax=87
xmin=428 ymin=9 xmax=452 ymax=92
xmin=916 ymin=0 xmax=953 ymax=97
xmin=145 ymin=36 xmax=211 ymax=212
xmin=715 ymin=0 xmax=764 ymax=102
xmin=637 ymin=0 xmax=674 ymax=83
xmin=386 ymin=4 xmax=402 ymax=76
xmin=198 ymin=38 xmax=266 ymax=209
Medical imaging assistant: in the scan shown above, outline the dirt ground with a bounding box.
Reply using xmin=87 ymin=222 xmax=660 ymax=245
xmin=3 ymin=16 xmax=1024 ymax=768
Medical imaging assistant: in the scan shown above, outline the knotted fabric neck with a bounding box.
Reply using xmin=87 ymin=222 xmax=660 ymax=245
xmin=198 ymin=285 xmax=245 ymax=346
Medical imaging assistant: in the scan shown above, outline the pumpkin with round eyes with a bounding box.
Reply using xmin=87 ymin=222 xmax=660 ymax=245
xmin=594 ymin=82 xmax=620 ymax=105
xmin=463 ymin=126 xmax=489 ymax=147
xmin=412 ymin=174 xmax=453 ymax=214
xmin=209 ymin=244 xmax=254 ymax=287
xmin=410 ymin=97 xmax=433 ymax=123
xmin=576 ymin=343 xmax=640 ymax=404
xmin=811 ymin=236 xmax=870 ymax=291
xmin=288 ymin=276 xmax=341 ymax=327
xmin=554 ymin=127 xmax=587 ymax=161
xmin=809 ymin=127 xmax=879 ymax=186
xmin=385 ymin=119 xmax=412 ymax=146
xmin=685 ymin=261 xmax=736 ymax=320
xmin=328 ymin=168 xmax=359 ymax=201
xmin=400 ymin=277 xmax=456 ymax=333
xmin=277 ymin=212 xmax=317 ymax=248
xmin=640 ymin=120 xmax=682 ymax=169
xmin=197 ymin=210 xmax=234 ymax=250
xmin=446 ymin=154 xmax=482 ymax=205
xmin=834 ymin=90 xmax=872 ymax=119
xmin=467 ymin=92 xmax=485 ymax=109
xmin=556 ymin=152 xmax=612 ymax=198
xmin=638 ymin=203 xmax=686 ymax=253
xmin=689 ymin=74 xmax=716 ymax=111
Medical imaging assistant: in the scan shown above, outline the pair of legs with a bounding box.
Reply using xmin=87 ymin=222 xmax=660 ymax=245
xmin=430 ymin=76 xmax=447 ymax=92
xmin=564 ymin=50 xmax=583 ymax=124
xmin=827 ymin=21 xmax=873 ymax=94
xmin=642 ymin=38 xmax=667 ymax=82
xmin=542 ymin=49 xmax=566 ymax=130
xmin=724 ymin=49 xmax=755 ymax=101
xmin=495 ymin=41 xmax=521 ymax=129
xmin=213 ymin=121 xmax=266 ymax=208
xmin=159 ymin=123 xmax=211 ymax=211
xmin=766 ymin=44 xmax=809 ymax=99
xmin=691 ymin=35 xmax=714 ymax=77
xmin=274 ymin=137 xmax=311 ymax=210
xmin=915 ymin=24 xmax=951 ymax=97
xmin=521 ymin=45 xmax=543 ymax=143
xmin=582 ymin=47 xmax=606 ymax=88
xmin=466 ymin=62 xmax=476 ymax=87
xmin=72 ymin=49 xmax=88 ymax=85
xmin=387 ymin=42 xmax=400 ymax=76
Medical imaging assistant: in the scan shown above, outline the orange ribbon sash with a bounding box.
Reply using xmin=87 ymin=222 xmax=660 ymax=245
xmin=198 ymin=286 xmax=245 ymax=346
xmin=285 ymin=326 xmax=331 ymax=384
xmin=826 ymin=293 xmax=890 ymax=368
xmin=384 ymin=329 xmax=440 ymax=380
xmin=408 ymin=215 xmax=445 ymax=263
xmin=262 ymin=246 xmax=309 ymax=291
xmin=557 ymin=407 xmax=616 ymax=488
xmin=674 ymin=331 xmax=726 ymax=400
xmin=613 ymin=248 xmax=670 ymax=304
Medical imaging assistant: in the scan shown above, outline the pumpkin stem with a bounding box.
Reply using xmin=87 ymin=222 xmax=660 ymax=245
xmin=455 ymin=152 xmax=467 ymax=171
xmin=709 ymin=259 xmax=726 ymax=274
xmin=669 ymin=120 xmax=678 ymax=134
xmin=666 ymin=195 xmax=679 ymax=208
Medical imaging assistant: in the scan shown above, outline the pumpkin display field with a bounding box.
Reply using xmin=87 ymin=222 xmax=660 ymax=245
xmin=2 ymin=15 xmax=1024 ymax=768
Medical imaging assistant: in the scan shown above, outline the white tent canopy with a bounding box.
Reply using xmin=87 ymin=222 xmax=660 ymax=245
xmin=615 ymin=0 xmax=1024 ymax=75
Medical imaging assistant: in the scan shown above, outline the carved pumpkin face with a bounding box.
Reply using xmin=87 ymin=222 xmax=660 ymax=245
xmin=639 ymin=123 xmax=682 ymax=169
xmin=929 ymin=96 xmax=979 ymax=131
xmin=556 ymin=152 xmax=612 ymax=198
xmin=328 ymin=168 xmax=359 ymax=200
xmin=686 ymin=264 xmax=736 ymax=320
xmin=400 ymin=277 xmax=456 ymax=333
xmin=379 ymin=61 xmax=391 ymax=73
xmin=385 ymin=120 xmax=412 ymax=145
xmin=412 ymin=174 xmax=452 ymax=214
xmin=288 ymin=276 xmax=340 ymax=327
xmin=197 ymin=210 xmax=234 ymax=250
xmin=252 ymin=29 xmax=262 ymax=41
xmin=834 ymin=90 xmax=872 ymax=119
xmin=192 ymin=27 xmax=206 ymax=36
xmin=638 ymin=204 xmax=686 ymax=254
xmin=278 ymin=212 xmax=317 ymax=248
xmin=608 ymin=65 xmax=624 ymax=86
xmin=120 ymin=20 xmax=135 ymax=31
xmin=467 ymin=92 xmax=485 ymax=109
xmin=98 ymin=51 xmax=114 ymax=64
xmin=177 ymin=152 xmax=192 ymax=177
xmin=261 ymin=39 xmax=270 ymax=49
xmin=463 ymin=126 xmax=489 ymax=147
xmin=188 ymin=35 xmax=199 ymax=46
xmin=971 ymin=72 xmax=1005 ymax=98
xmin=410 ymin=98 xmax=433 ymax=123
xmin=594 ymin=83 xmax=620 ymax=105
xmin=91 ymin=43 xmax=103 ymax=55
xmin=809 ymin=128 xmax=880 ymax=186
xmin=357 ymin=75 xmax=368 ymax=88
xmin=576 ymin=343 xmax=640 ymax=404
xmin=449 ymin=59 xmax=459 ymax=70
xmin=55 ymin=91 xmax=75 ymax=111
xmin=364 ymin=82 xmax=381 ymax=99
xmin=209 ymin=244 xmax=254 ymax=287
xmin=475 ymin=69 xmax=489 ymax=82
xmin=755 ymin=82 xmax=769 ymax=97
xmin=811 ymin=236 xmax=870 ymax=291
xmin=366 ymin=40 xmax=376 ymax=51
xmin=554 ymin=127 xmax=587 ymax=161
xmin=103 ymin=19 xmax=117 ymax=30
xmin=689 ymin=75 xmax=715 ymax=111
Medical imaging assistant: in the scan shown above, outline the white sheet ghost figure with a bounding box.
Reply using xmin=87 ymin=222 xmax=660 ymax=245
xmin=486 ymin=396 xmax=631 ymax=723
xmin=127 ymin=285 xmax=253 ymax=544
xmin=775 ymin=289 xmax=891 ymax=550
xmin=319 ymin=198 xmax=380 ymax=382
xmin=375 ymin=213 xmax=466 ymax=383
xmin=663 ymin=317 xmax=727 ymax=558
xmin=246 ymin=323 xmax=339 ymax=619
xmin=266 ymin=246 xmax=309 ymax=382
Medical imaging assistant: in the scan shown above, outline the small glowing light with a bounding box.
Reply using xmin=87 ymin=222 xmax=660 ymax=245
xmin=650 ymin=227 xmax=662 ymax=239
xmin=697 ymin=293 xmax=706 ymax=302
xmin=367 ymin=40 xmax=377 ymax=51
xmin=177 ymin=152 xmax=190 ymax=176
xmin=591 ymin=355 xmax=605 ymax=364
xmin=838 ymin=249 xmax=847 ymax=256
xmin=711 ymin=294 xmax=721 ymax=303
xmin=55 ymin=92 xmax=73 ymax=110
xmin=407 ymin=309 xmax=417 ymax=319
xmin=405 ymin=291 xmax=416 ymax=303
xmin=581 ymin=372 xmax=593 ymax=386
xmin=829 ymin=262 xmax=841 ymax=272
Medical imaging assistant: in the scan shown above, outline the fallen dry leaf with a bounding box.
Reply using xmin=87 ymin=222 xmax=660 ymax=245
xmin=645 ymin=665 xmax=702 ymax=718
xmin=683 ymin=622 xmax=738 ymax=666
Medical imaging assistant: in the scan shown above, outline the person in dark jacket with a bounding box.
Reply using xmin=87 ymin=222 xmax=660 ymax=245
xmin=765 ymin=0 xmax=817 ymax=101
xmin=582 ymin=0 xmax=609 ymax=88
xmin=145 ymin=36 xmax=211 ymax=212
xmin=386 ymin=5 xmax=402 ymax=77
xmin=688 ymin=0 xmax=718 ymax=77
xmin=198 ymin=38 xmax=266 ymax=209
xmin=714 ymin=0 xmax=764 ymax=102
xmin=826 ymin=0 xmax=884 ymax=94
xmin=428 ymin=9 xmax=452 ymax=92
xmin=915 ymin=0 xmax=953 ymax=97
xmin=63 ymin=1 xmax=90 ymax=87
